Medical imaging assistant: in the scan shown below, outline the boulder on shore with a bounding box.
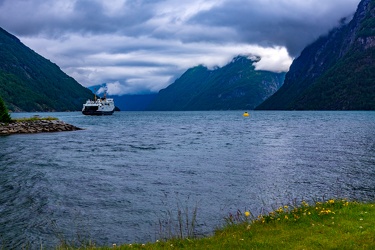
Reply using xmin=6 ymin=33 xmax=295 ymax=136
xmin=0 ymin=120 xmax=82 ymax=135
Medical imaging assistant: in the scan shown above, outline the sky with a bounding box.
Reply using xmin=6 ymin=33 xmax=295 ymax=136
xmin=0 ymin=0 xmax=361 ymax=95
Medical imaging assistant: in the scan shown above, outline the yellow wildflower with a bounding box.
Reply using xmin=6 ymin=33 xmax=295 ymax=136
xmin=245 ymin=211 xmax=250 ymax=217
xmin=319 ymin=209 xmax=333 ymax=215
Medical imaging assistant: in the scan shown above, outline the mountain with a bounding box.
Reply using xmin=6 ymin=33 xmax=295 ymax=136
xmin=147 ymin=56 xmax=286 ymax=111
xmin=112 ymin=94 xmax=157 ymax=111
xmin=0 ymin=27 xmax=93 ymax=112
xmin=87 ymin=85 xmax=157 ymax=111
xmin=257 ymin=0 xmax=375 ymax=110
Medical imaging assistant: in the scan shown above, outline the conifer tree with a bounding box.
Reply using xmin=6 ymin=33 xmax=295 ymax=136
xmin=0 ymin=96 xmax=11 ymax=123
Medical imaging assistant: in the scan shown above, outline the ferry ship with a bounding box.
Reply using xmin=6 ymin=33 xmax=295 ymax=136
xmin=82 ymin=94 xmax=115 ymax=115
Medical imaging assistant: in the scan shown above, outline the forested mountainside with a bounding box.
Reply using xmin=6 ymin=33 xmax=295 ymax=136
xmin=0 ymin=27 xmax=93 ymax=111
xmin=147 ymin=56 xmax=285 ymax=111
xmin=257 ymin=0 xmax=375 ymax=110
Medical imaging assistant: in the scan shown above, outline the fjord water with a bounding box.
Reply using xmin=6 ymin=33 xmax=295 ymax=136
xmin=1 ymin=111 xmax=375 ymax=248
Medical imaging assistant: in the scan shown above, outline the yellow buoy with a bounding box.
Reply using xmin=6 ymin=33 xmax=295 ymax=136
xmin=243 ymin=112 xmax=249 ymax=117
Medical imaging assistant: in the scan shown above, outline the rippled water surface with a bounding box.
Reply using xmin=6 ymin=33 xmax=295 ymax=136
xmin=1 ymin=111 xmax=375 ymax=248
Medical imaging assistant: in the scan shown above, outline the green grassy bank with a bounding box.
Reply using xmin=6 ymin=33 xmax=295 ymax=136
xmin=58 ymin=199 xmax=375 ymax=249
xmin=11 ymin=115 xmax=58 ymax=122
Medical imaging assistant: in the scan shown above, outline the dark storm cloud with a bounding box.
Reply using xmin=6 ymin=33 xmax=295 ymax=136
xmin=0 ymin=0 xmax=156 ymax=37
xmin=188 ymin=0 xmax=360 ymax=56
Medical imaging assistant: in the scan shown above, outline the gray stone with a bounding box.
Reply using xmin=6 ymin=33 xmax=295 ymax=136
xmin=0 ymin=119 xmax=83 ymax=135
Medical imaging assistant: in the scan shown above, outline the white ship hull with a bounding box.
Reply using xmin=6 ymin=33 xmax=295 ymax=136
xmin=82 ymin=98 xmax=115 ymax=116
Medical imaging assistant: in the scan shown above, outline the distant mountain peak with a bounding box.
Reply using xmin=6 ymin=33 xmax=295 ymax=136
xmin=147 ymin=56 xmax=285 ymax=111
xmin=231 ymin=54 xmax=260 ymax=63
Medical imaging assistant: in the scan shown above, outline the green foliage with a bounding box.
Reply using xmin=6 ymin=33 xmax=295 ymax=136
xmin=0 ymin=95 xmax=11 ymax=122
xmin=357 ymin=0 xmax=375 ymax=37
xmin=0 ymin=27 xmax=93 ymax=111
xmin=148 ymin=56 xmax=285 ymax=111
xmin=291 ymin=47 xmax=375 ymax=110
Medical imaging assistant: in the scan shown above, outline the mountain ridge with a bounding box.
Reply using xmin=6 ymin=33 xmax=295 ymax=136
xmin=0 ymin=27 xmax=93 ymax=112
xmin=147 ymin=56 xmax=286 ymax=111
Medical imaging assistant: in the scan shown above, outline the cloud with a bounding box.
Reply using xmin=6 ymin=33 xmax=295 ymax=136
xmin=21 ymin=33 xmax=293 ymax=95
xmin=0 ymin=0 xmax=361 ymax=94
xmin=251 ymin=47 xmax=292 ymax=73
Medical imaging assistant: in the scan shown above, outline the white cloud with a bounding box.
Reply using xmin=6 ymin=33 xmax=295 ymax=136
xmin=251 ymin=47 xmax=293 ymax=73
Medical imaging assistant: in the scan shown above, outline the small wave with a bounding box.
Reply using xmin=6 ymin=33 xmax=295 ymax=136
xmin=129 ymin=144 xmax=158 ymax=150
xmin=178 ymin=169 xmax=197 ymax=176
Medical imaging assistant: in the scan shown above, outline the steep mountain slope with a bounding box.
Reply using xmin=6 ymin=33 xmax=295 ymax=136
xmin=147 ymin=56 xmax=285 ymax=111
xmin=0 ymin=27 xmax=93 ymax=111
xmin=257 ymin=0 xmax=375 ymax=110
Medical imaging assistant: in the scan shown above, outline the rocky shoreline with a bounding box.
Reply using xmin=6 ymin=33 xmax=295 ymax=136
xmin=0 ymin=120 xmax=83 ymax=135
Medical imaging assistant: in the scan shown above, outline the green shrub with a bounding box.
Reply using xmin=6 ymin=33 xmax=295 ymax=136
xmin=0 ymin=95 xmax=11 ymax=122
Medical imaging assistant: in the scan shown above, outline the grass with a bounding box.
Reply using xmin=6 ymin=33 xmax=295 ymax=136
xmin=11 ymin=115 xmax=58 ymax=122
xmin=77 ymin=199 xmax=375 ymax=250
xmin=157 ymin=196 xmax=199 ymax=241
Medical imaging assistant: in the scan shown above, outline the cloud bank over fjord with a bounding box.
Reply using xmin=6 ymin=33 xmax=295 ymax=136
xmin=0 ymin=0 xmax=360 ymax=95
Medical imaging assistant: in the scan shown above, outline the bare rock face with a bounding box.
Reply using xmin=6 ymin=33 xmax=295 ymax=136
xmin=0 ymin=120 xmax=82 ymax=135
